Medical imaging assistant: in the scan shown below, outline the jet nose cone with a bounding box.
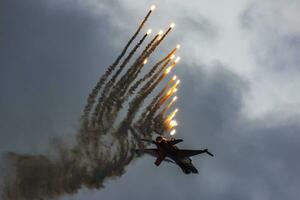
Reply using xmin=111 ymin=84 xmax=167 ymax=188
xmin=156 ymin=136 xmax=163 ymax=143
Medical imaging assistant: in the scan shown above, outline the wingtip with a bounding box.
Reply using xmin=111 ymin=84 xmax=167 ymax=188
xmin=207 ymin=152 xmax=214 ymax=157
xmin=205 ymin=149 xmax=214 ymax=157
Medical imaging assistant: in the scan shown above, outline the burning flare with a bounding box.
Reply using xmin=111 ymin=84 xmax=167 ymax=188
xmin=170 ymin=129 xmax=176 ymax=135
xmin=150 ymin=5 xmax=156 ymax=11
xmin=2 ymin=5 xmax=182 ymax=200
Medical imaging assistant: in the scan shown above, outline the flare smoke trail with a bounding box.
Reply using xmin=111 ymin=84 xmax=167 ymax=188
xmin=127 ymin=59 xmax=164 ymax=96
xmin=150 ymin=82 xmax=178 ymax=119
xmin=1 ymin=5 xmax=181 ymax=200
xmin=123 ymin=58 xmax=174 ymax=129
xmin=102 ymin=24 xmax=175 ymax=119
xmin=91 ymin=33 xmax=148 ymax=126
xmin=126 ymin=26 xmax=175 ymax=89
xmin=94 ymin=33 xmax=159 ymax=124
xmin=128 ymin=47 xmax=177 ymax=96
xmin=161 ymin=96 xmax=177 ymax=115
xmin=138 ymin=59 xmax=176 ymax=101
xmin=137 ymin=76 xmax=177 ymax=131
xmin=82 ymin=6 xmax=154 ymax=120
xmin=110 ymin=33 xmax=159 ymax=98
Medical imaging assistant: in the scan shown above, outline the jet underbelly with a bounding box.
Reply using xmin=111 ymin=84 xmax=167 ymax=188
xmin=180 ymin=157 xmax=192 ymax=164
xmin=159 ymin=144 xmax=176 ymax=159
xmin=177 ymin=157 xmax=198 ymax=174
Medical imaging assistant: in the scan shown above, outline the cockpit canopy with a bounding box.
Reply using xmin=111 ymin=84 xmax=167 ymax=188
xmin=156 ymin=136 xmax=164 ymax=143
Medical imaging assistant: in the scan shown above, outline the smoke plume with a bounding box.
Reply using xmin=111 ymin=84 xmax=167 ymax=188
xmin=1 ymin=5 xmax=181 ymax=200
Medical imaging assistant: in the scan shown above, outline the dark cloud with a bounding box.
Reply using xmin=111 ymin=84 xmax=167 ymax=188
xmin=0 ymin=0 xmax=116 ymax=154
xmin=240 ymin=2 xmax=300 ymax=73
xmin=175 ymin=63 xmax=300 ymax=200
xmin=179 ymin=16 xmax=219 ymax=40
xmin=239 ymin=3 xmax=257 ymax=30
xmin=254 ymin=34 xmax=300 ymax=73
xmin=1 ymin=0 xmax=300 ymax=200
xmin=92 ymin=61 xmax=300 ymax=200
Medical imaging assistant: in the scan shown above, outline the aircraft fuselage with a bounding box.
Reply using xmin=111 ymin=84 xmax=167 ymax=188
xmin=137 ymin=136 xmax=213 ymax=174
xmin=156 ymin=140 xmax=198 ymax=174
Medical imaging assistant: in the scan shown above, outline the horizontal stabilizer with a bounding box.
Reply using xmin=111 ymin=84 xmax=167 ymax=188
xmin=205 ymin=149 xmax=214 ymax=157
xmin=135 ymin=149 xmax=175 ymax=164
xmin=177 ymin=149 xmax=214 ymax=158
xmin=168 ymin=139 xmax=183 ymax=145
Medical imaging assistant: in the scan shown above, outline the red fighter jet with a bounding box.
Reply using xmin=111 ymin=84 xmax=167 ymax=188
xmin=135 ymin=136 xmax=214 ymax=174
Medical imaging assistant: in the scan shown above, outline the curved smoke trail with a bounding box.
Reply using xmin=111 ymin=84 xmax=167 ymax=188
xmin=81 ymin=6 xmax=154 ymax=121
xmin=1 ymin=5 xmax=181 ymax=200
xmin=137 ymin=76 xmax=177 ymax=133
xmin=93 ymin=33 xmax=159 ymax=125
xmin=91 ymin=33 xmax=148 ymax=126
xmin=128 ymin=46 xmax=178 ymax=96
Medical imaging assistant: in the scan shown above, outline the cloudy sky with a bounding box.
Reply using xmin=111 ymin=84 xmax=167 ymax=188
xmin=1 ymin=0 xmax=300 ymax=199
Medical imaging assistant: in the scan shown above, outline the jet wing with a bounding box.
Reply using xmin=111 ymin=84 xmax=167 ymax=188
xmin=178 ymin=161 xmax=199 ymax=174
xmin=176 ymin=149 xmax=214 ymax=158
xmin=135 ymin=149 xmax=175 ymax=164
xmin=167 ymin=139 xmax=183 ymax=145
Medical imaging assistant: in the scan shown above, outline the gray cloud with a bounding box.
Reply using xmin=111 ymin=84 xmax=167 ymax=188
xmin=1 ymin=0 xmax=300 ymax=200
xmin=0 ymin=0 xmax=116 ymax=154
xmin=238 ymin=0 xmax=300 ymax=118
xmin=179 ymin=15 xmax=219 ymax=40
xmin=95 ymin=61 xmax=300 ymax=200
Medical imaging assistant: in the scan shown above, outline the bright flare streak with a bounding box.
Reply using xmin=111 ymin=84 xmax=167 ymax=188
xmin=170 ymin=129 xmax=176 ymax=135
xmin=165 ymin=67 xmax=171 ymax=74
xmin=172 ymin=75 xmax=177 ymax=81
xmin=166 ymin=82 xmax=177 ymax=96
xmin=143 ymin=59 xmax=148 ymax=65
xmin=170 ymin=23 xmax=175 ymax=28
xmin=170 ymin=54 xmax=175 ymax=60
xmin=168 ymin=109 xmax=178 ymax=121
xmin=176 ymin=80 xmax=180 ymax=85
xmin=176 ymin=44 xmax=181 ymax=49
xmin=146 ymin=29 xmax=152 ymax=35
xmin=150 ymin=5 xmax=156 ymax=11
xmin=175 ymin=57 xmax=181 ymax=63
xmin=170 ymin=120 xmax=178 ymax=127
xmin=172 ymin=88 xmax=178 ymax=93
xmin=162 ymin=95 xmax=178 ymax=114
xmin=172 ymin=96 xmax=178 ymax=102
xmin=167 ymin=89 xmax=172 ymax=96
xmin=158 ymin=30 xmax=163 ymax=35
xmin=164 ymin=62 xmax=177 ymax=75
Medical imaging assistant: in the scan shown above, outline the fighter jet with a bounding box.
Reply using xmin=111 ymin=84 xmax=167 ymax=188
xmin=135 ymin=136 xmax=214 ymax=174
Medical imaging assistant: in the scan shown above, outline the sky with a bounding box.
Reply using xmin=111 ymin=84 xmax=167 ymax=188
xmin=1 ymin=0 xmax=300 ymax=199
